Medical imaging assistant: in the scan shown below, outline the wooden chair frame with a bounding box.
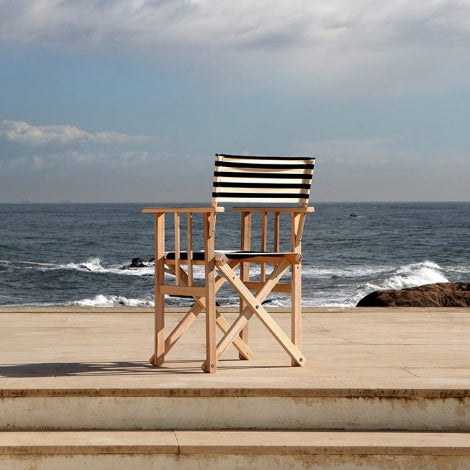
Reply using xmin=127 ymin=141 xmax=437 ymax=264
xmin=212 ymin=206 xmax=313 ymax=369
xmin=141 ymin=207 xmax=251 ymax=373
xmin=143 ymin=155 xmax=314 ymax=373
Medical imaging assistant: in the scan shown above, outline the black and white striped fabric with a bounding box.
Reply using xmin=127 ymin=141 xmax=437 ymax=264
xmin=212 ymin=154 xmax=315 ymax=205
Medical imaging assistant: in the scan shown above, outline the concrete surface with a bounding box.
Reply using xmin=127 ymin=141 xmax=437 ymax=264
xmin=2 ymin=307 xmax=470 ymax=468
xmin=1 ymin=306 xmax=470 ymax=390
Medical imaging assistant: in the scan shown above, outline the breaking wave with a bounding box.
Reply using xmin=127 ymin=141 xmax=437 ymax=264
xmin=365 ymin=261 xmax=448 ymax=292
xmin=42 ymin=257 xmax=155 ymax=277
xmin=301 ymin=260 xmax=452 ymax=308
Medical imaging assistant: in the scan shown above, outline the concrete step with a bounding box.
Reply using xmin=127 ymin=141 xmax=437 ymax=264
xmin=1 ymin=430 xmax=470 ymax=469
xmin=2 ymin=387 xmax=470 ymax=431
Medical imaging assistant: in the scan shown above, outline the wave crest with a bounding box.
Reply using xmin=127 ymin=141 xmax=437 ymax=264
xmin=366 ymin=260 xmax=448 ymax=291
xmin=61 ymin=257 xmax=154 ymax=276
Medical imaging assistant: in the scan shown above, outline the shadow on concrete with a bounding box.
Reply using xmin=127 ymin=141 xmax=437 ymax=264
xmin=0 ymin=361 xmax=205 ymax=377
xmin=0 ymin=359 xmax=286 ymax=377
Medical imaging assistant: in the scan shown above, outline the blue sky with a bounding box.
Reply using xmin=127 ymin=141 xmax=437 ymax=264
xmin=1 ymin=0 xmax=469 ymax=203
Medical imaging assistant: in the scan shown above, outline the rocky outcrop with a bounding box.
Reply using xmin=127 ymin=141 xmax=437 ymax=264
xmin=357 ymin=282 xmax=470 ymax=307
xmin=121 ymin=258 xmax=154 ymax=269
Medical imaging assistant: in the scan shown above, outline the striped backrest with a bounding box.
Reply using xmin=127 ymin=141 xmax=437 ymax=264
xmin=212 ymin=154 xmax=315 ymax=205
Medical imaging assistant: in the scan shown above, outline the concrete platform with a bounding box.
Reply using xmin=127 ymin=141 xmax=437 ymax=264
xmin=1 ymin=307 xmax=470 ymax=468
xmin=1 ymin=306 xmax=470 ymax=388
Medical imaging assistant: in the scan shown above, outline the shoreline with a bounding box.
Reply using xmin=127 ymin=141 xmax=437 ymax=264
xmin=2 ymin=305 xmax=470 ymax=314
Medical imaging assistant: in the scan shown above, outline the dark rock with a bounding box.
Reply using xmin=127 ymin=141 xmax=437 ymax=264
xmin=357 ymin=282 xmax=470 ymax=307
xmin=121 ymin=258 xmax=155 ymax=269
xmin=130 ymin=257 xmax=146 ymax=268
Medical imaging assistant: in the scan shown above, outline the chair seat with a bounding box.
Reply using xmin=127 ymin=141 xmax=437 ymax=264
xmin=165 ymin=250 xmax=298 ymax=261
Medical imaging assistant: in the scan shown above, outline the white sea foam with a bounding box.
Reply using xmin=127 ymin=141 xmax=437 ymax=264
xmin=365 ymin=260 xmax=448 ymax=292
xmin=5 ymin=255 xmax=461 ymax=309
xmin=72 ymin=294 xmax=154 ymax=307
xmin=65 ymin=257 xmax=105 ymax=272
xmin=57 ymin=257 xmax=154 ymax=276
xmin=302 ymin=260 xmax=452 ymax=308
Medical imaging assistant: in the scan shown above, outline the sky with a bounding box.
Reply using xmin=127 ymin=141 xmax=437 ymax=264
xmin=1 ymin=0 xmax=469 ymax=203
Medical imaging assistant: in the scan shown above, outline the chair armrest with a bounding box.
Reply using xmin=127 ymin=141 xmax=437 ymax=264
xmin=142 ymin=206 xmax=224 ymax=214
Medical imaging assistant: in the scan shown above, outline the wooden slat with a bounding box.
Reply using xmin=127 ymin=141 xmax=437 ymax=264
xmin=186 ymin=212 xmax=193 ymax=287
xmin=241 ymin=212 xmax=252 ymax=252
xmin=159 ymin=285 xmax=206 ymax=297
xmin=174 ymin=212 xmax=180 ymax=286
xmin=274 ymin=211 xmax=280 ymax=252
xmin=260 ymin=211 xmax=268 ymax=282
xmin=244 ymin=281 xmax=291 ymax=293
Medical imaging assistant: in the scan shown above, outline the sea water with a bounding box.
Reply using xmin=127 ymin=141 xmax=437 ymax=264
xmin=0 ymin=202 xmax=469 ymax=307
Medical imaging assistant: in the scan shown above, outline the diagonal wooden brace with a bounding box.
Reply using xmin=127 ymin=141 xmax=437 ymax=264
xmin=215 ymin=259 xmax=306 ymax=366
xmin=210 ymin=256 xmax=306 ymax=367
xmin=201 ymin=258 xmax=291 ymax=370
xmin=149 ymin=259 xmax=253 ymax=364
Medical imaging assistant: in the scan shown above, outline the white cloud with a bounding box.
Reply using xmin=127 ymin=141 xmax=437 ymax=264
xmin=1 ymin=1 xmax=470 ymax=95
xmin=2 ymin=1 xmax=469 ymax=51
xmin=0 ymin=149 xmax=164 ymax=172
xmin=0 ymin=119 xmax=166 ymax=171
xmin=0 ymin=120 xmax=160 ymax=146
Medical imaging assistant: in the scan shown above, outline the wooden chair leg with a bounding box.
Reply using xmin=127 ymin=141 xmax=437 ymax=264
xmin=152 ymin=213 xmax=166 ymax=367
xmin=203 ymin=213 xmax=217 ymax=373
xmin=204 ymin=292 xmax=217 ymax=373
xmin=291 ymin=262 xmax=302 ymax=366
xmin=239 ymin=260 xmax=250 ymax=359
xmin=150 ymin=288 xmax=166 ymax=366
xmin=239 ymin=210 xmax=251 ymax=359
xmin=290 ymin=211 xmax=305 ymax=366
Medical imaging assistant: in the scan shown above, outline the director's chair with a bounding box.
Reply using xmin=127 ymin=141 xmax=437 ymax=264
xmin=142 ymin=154 xmax=315 ymax=373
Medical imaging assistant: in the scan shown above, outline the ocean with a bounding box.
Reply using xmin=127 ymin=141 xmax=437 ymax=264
xmin=0 ymin=202 xmax=469 ymax=308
